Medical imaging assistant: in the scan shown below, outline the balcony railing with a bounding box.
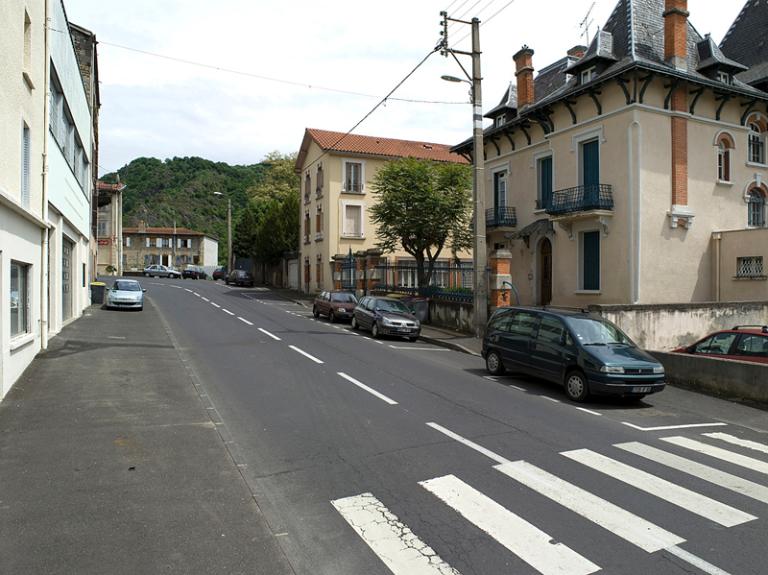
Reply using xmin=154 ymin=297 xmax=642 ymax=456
xmin=486 ymin=206 xmax=517 ymax=228
xmin=546 ymin=184 xmax=613 ymax=216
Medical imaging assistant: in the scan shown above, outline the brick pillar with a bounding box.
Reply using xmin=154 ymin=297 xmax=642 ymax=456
xmin=333 ymin=260 xmax=343 ymax=290
xmin=664 ymin=0 xmax=689 ymax=71
xmin=489 ymin=249 xmax=513 ymax=309
xmin=513 ymin=46 xmax=535 ymax=108
xmin=670 ymin=84 xmax=689 ymax=213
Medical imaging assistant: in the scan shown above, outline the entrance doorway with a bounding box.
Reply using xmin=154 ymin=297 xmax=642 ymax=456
xmin=539 ymin=238 xmax=552 ymax=305
xmin=62 ymin=238 xmax=74 ymax=321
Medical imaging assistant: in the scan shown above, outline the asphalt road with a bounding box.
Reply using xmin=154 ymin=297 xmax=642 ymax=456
xmin=145 ymin=277 xmax=768 ymax=575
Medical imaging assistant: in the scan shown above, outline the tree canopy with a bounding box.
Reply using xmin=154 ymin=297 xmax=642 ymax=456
xmin=370 ymin=158 xmax=472 ymax=289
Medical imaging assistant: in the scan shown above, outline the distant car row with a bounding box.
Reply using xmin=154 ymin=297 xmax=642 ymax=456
xmin=313 ymin=291 xmax=421 ymax=341
xmin=143 ymin=264 xmax=207 ymax=279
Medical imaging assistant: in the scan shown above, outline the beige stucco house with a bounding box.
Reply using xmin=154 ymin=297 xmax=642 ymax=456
xmin=453 ymin=0 xmax=768 ymax=308
xmin=96 ymin=180 xmax=124 ymax=276
xmin=295 ymin=129 xmax=472 ymax=294
xmin=122 ymin=224 xmax=218 ymax=275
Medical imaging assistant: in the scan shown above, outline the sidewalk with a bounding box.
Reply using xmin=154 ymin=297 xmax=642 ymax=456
xmin=0 ymin=302 xmax=294 ymax=575
xmin=270 ymin=287 xmax=483 ymax=356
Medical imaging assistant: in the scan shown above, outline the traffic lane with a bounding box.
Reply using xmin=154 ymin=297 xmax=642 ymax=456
xmin=147 ymin=286 xmax=764 ymax=575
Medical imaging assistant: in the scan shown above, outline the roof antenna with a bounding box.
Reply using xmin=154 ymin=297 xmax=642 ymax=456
xmin=579 ymin=1 xmax=596 ymax=46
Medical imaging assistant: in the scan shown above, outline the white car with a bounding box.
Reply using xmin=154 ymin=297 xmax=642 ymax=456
xmin=143 ymin=264 xmax=181 ymax=278
xmin=106 ymin=279 xmax=146 ymax=311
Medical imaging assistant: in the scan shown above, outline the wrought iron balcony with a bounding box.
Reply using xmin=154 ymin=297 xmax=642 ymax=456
xmin=546 ymin=184 xmax=614 ymax=216
xmin=486 ymin=206 xmax=517 ymax=228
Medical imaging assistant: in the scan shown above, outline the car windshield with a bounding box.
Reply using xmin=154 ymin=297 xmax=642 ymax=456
xmin=114 ymin=281 xmax=141 ymax=292
xmin=331 ymin=293 xmax=357 ymax=303
xmin=564 ymin=317 xmax=634 ymax=346
xmin=376 ymin=300 xmax=410 ymax=314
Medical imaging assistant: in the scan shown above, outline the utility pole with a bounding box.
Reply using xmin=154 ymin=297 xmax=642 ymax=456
xmin=440 ymin=13 xmax=488 ymax=338
xmin=227 ymin=197 xmax=233 ymax=272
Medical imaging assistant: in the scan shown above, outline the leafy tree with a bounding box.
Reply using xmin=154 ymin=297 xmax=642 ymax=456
xmin=370 ymin=158 xmax=472 ymax=291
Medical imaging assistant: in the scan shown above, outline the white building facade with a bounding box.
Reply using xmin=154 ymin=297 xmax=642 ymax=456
xmin=0 ymin=0 xmax=97 ymax=399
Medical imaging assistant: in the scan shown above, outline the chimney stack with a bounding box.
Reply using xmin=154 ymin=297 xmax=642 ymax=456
xmin=513 ymin=46 xmax=535 ymax=108
xmin=664 ymin=0 xmax=689 ymax=70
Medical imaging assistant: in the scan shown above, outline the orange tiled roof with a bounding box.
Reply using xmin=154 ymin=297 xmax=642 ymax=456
xmin=123 ymin=227 xmax=206 ymax=237
xmin=305 ymin=128 xmax=468 ymax=164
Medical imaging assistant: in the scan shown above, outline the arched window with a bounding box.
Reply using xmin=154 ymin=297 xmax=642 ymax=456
xmin=716 ymin=133 xmax=734 ymax=182
xmin=748 ymin=189 xmax=766 ymax=227
xmin=748 ymin=120 xmax=766 ymax=165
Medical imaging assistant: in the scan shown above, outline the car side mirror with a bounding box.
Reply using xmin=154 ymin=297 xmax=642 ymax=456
xmin=142 ymin=289 xmax=147 ymax=293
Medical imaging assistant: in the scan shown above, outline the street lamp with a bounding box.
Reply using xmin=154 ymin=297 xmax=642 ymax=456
xmin=440 ymin=19 xmax=488 ymax=338
xmin=213 ymin=192 xmax=233 ymax=272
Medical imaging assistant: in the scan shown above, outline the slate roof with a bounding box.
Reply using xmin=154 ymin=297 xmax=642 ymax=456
xmin=300 ymin=128 xmax=466 ymax=165
xmin=721 ymin=0 xmax=768 ymax=85
xmin=697 ymin=35 xmax=748 ymax=73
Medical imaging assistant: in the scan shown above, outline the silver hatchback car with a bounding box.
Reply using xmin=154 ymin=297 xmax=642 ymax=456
xmin=105 ymin=279 xmax=146 ymax=311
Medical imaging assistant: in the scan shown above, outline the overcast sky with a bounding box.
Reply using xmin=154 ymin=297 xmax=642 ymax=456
xmin=61 ymin=0 xmax=744 ymax=175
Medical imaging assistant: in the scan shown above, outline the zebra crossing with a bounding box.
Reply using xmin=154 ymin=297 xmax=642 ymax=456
xmin=332 ymin=430 xmax=768 ymax=575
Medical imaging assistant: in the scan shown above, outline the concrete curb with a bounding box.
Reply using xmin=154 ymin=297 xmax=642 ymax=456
xmin=417 ymin=334 xmax=482 ymax=357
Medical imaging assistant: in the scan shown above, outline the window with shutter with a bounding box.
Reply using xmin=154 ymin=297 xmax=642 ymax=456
xmin=537 ymin=156 xmax=553 ymax=210
xmin=581 ymin=231 xmax=600 ymax=291
xmin=344 ymin=205 xmax=362 ymax=237
xmin=21 ymin=124 xmax=30 ymax=209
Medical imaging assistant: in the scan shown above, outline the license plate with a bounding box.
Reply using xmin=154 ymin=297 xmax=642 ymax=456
xmin=398 ymin=328 xmax=411 ymax=333
xmin=633 ymin=386 xmax=652 ymax=393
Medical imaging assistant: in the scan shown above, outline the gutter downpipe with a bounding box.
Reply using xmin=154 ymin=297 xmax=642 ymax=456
xmin=628 ymin=110 xmax=642 ymax=304
xmin=40 ymin=0 xmax=52 ymax=351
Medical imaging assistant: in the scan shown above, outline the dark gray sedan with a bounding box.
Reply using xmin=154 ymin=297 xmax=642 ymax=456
xmin=351 ymin=296 xmax=420 ymax=341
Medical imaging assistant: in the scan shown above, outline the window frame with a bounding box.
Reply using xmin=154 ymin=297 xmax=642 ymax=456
xmin=747 ymin=189 xmax=766 ymax=228
xmin=341 ymin=200 xmax=365 ymax=238
xmin=342 ymin=159 xmax=365 ymax=194
xmin=10 ymin=261 xmax=31 ymax=338
xmin=535 ymin=153 xmax=554 ymax=210
xmin=492 ymin=167 xmax=507 ymax=209
xmin=747 ymin=119 xmax=767 ymax=166
xmin=578 ymin=229 xmax=601 ymax=293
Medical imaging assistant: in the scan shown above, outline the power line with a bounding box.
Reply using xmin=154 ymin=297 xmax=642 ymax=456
xmin=455 ymin=0 xmax=486 ymax=21
xmin=453 ymin=0 xmax=518 ymax=45
xmin=97 ymin=40 xmax=465 ymax=106
xmin=302 ymin=48 xmax=443 ymax=174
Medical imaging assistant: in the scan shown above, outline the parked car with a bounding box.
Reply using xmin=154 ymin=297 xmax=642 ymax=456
xmin=482 ymin=307 xmax=666 ymax=402
xmin=226 ymin=269 xmax=254 ymax=287
xmin=212 ymin=266 xmax=228 ymax=281
xmin=313 ymin=291 xmax=358 ymax=322
xmin=351 ymin=296 xmax=420 ymax=341
xmin=673 ymin=325 xmax=768 ymax=364
xmin=182 ymin=265 xmax=207 ymax=280
xmin=143 ymin=264 xmax=181 ymax=279
xmin=105 ymin=279 xmax=145 ymax=311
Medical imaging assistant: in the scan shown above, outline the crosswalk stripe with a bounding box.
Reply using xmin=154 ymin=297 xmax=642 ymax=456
xmin=331 ymin=493 xmax=462 ymax=575
xmin=703 ymin=432 xmax=768 ymax=456
xmin=495 ymin=461 xmax=685 ymax=553
xmin=616 ymin=442 xmax=768 ymax=505
xmin=420 ymin=475 xmax=599 ymax=575
xmin=661 ymin=436 xmax=768 ymax=476
xmin=562 ymin=449 xmax=755 ymax=527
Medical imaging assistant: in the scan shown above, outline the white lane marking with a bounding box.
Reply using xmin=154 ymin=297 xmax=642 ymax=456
xmin=703 ymin=432 xmax=768 ymax=455
xmin=258 ymin=328 xmax=281 ymax=341
xmin=420 ymin=475 xmax=600 ymax=575
xmin=107 ymin=336 xmax=126 ymax=340
xmin=289 ymin=345 xmax=324 ymax=364
xmin=666 ymin=545 xmax=734 ymax=575
xmin=622 ymin=422 xmax=727 ymax=432
xmin=661 ymin=436 xmax=768 ymax=476
xmin=389 ymin=346 xmax=449 ymax=352
xmin=562 ymin=449 xmax=755 ymax=527
xmin=211 ymin=302 xmax=221 ymax=308
xmin=184 ymin=288 xmax=193 ymax=293
xmin=616 ymin=442 xmax=768 ymax=505
xmin=574 ymin=407 xmax=602 ymax=416
xmin=338 ymin=372 xmax=397 ymax=405
xmin=331 ymin=493 xmax=462 ymax=575
xmin=426 ymin=423 xmax=511 ymax=466
xmin=171 ymin=285 xmax=183 ymax=289
xmin=201 ymin=297 xmax=210 ymax=302
xmin=193 ymin=292 xmax=201 ymax=297
xmin=542 ymin=396 xmax=561 ymax=403
xmin=484 ymin=376 xmax=498 ymax=382
xmin=508 ymin=384 xmax=526 ymax=391
xmin=362 ymin=336 xmax=372 ymax=340
xmin=222 ymin=309 xmax=235 ymax=316
xmin=238 ymin=317 xmax=254 ymax=326
xmin=495 ymin=460 xmax=684 ymax=553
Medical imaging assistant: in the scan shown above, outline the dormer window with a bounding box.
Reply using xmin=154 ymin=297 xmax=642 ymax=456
xmin=581 ymin=67 xmax=596 ymax=84
xmin=495 ymin=116 xmax=506 ymax=128
xmin=717 ymin=71 xmax=731 ymax=85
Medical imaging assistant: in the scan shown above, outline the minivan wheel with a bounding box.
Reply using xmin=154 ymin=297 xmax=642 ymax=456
xmin=486 ymin=351 xmax=505 ymax=376
xmin=565 ymin=370 xmax=589 ymax=402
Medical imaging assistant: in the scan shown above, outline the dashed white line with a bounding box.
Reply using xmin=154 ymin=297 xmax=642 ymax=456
xmin=542 ymin=396 xmax=561 ymax=403
xmin=338 ymin=372 xmax=398 ymax=405
xmin=575 ymin=407 xmax=603 ymax=416
xmin=389 ymin=346 xmax=449 ymax=351
xmin=258 ymin=328 xmax=281 ymax=341
xmin=201 ymin=297 xmax=210 ymax=302
xmin=238 ymin=317 xmax=254 ymax=326
xmin=222 ymin=309 xmax=235 ymax=316
xmin=508 ymin=384 xmax=526 ymax=392
xmin=211 ymin=302 xmax=221 ymax=308
xmin=289 ymin=345 xmax=324 ymax=364
xmin=426 ymin=422 xmax=512 ymax=466
xmin=193 ymin=292 xmax=201 ymax=297
xmin=622 ymin=422 xmax=727 ymax=432
xmin=184 ymin=288 xmax=193 ymax=293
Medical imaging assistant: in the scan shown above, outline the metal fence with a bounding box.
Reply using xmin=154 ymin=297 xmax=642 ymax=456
xmin=371 ymin=261 xmax=474 ymax=302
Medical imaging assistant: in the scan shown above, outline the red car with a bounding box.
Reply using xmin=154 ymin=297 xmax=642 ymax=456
xmin=674 ymin=325 xmax=768 ymax=364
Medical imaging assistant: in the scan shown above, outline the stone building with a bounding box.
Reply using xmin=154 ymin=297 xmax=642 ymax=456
xmin=122 ymin=225 xmax=219 ymax=274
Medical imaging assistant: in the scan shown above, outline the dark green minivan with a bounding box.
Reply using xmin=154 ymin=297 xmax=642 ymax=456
xmin=482 ymin=307 xmax=666 ymax=402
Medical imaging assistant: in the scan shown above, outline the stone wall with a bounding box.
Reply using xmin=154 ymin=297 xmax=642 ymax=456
xmin=428 ymin=299 xmax=474 ymax=333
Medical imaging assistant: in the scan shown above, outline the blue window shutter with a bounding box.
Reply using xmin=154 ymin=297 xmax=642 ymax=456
xmin=582 ymin=231 xmax=600 ymax=290
xmin=582 ymin=140 xmax=600 ymax=207
xmin=540 ymin=157 xmax=553 ymax=209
